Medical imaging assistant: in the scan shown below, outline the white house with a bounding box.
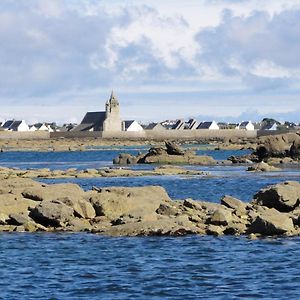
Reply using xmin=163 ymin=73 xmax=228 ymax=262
xmin=122 ymin=120 xmax=144 ymax=132
xmin=29 ymin=125 xmax=37 ymax=131
xmin=9 ymin=120 xmax=30 ymax=132
xmin=197 ymin=121 xmax=220 ymax=130
xmin=237 ymin=121 xmax=255 ymax=131
xmin=262 ymin=123 xmax=278 ymax=131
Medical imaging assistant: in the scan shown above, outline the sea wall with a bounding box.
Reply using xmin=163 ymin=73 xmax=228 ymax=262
xmin=0 ymin=131 xmax=50 ymax=140
xmin=51 ymin=129 xmax=257 ymax=140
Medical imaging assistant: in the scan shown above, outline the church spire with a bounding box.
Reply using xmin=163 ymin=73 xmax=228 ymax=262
xmin=109 ymin=90 xmax=118 ymax=104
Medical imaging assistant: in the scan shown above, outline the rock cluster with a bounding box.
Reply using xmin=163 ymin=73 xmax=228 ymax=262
xmin=113 ymin=141 xmax=216 ymax=165
xmin=255 ymin=132 xmax=300 ymax=161
xmin=0 ymin=177 xmax=300 ymax=237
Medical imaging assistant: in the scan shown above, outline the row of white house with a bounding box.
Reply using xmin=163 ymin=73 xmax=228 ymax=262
xmin=0 ymin=119 xmax=279 ymax=132
xmin=0 ymin=120 xmax=55 ymax=132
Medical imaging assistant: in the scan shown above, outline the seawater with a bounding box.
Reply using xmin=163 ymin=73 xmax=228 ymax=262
xmin=0 ymin=148 xmax=300 ymax=299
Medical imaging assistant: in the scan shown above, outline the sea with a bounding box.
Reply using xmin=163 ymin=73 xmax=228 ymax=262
xmin=0 ymin=145 xmax=300 ymax=299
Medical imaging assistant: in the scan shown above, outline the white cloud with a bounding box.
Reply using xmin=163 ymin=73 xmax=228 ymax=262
xmin=0 ymin=0 xmax=299 ymax=122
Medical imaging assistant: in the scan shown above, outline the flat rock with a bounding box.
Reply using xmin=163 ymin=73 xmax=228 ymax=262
xmin=90 ymin=186 xmax=171 ymax=219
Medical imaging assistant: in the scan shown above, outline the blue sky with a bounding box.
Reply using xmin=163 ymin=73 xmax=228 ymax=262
xmin=0 ymin=0 xmax=300 ymax=124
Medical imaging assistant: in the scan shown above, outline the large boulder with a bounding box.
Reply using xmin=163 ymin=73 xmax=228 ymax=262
xmin=249 ymin=208 xmax=294 ymax=235
xmin=221 ymin=195 xmax=247 ymax=215
xmin=30 ymin=200 xmax=75 ymax=227
xmin=89 ymin=186 xmax=172 ymax=220
xmin=253 ymin=181 xmax=300 ymax=212
xmin=256 ymin=133 xmax=300 ymax=160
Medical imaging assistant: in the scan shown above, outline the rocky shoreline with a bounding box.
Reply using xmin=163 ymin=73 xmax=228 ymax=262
xmin=0 ymin=165 xmax=208 ymax=179
xmin=1 ymin=176 xmax=300 ymax=238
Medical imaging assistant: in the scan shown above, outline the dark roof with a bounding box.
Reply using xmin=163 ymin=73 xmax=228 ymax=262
xmin=239 ymin=121 xmax=251 ymax=127
xmin=123 ymin=120 xmax=135 ymax=130
xmin=2 ymin=120 xmax=14 ymax=129
xmin=172 ymin=120 xmax=184 ymax=130
xmin=197 ymin=122 xmax=213 ymax=129
xmin=72 ymin=112 xmax=106 ymax=131
xmin=9 ymin=121 xmax=22 ymax=131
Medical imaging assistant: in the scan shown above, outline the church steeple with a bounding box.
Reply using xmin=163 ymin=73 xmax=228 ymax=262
xmin=103 ymin=90 xmax=122 ymax=131
xmin=109 ymin=90 xmax=119 ymax=105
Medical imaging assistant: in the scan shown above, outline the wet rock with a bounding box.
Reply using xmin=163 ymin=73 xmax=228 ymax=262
xmin=113 ymin=153 xmax=138 ymax=165
xmin=253 ymin=181 xmax=300 ymax=212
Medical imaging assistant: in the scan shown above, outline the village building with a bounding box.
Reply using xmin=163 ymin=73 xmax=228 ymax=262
xmin=8 ymin=120 xmax=29 ymax=132
xmin=122 ymin=120 xmax=144 ymax=132
xmin=1 ymin=120 xmax=14 ymax=130
xmin=197 ymin=121 xmax=219 ymax=130
xmin=261 ymin=122 xmax=278 ymax=131
xmin=172 ymin=119 xmax=185 ymax=130
xmin=72 ymin=91 xmax=122 ymax=132
xmin=237 ymin=121 xmax=255 ymax=131
xmin=185 ymin=119 xmax=199 ymax=130
xmin=145 ymin=122 xmax=166 ymax=131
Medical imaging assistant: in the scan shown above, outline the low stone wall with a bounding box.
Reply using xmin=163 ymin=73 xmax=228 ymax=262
xmin=51 ymin=129 xmax=257 ymax=141
xmin=0 ymin=131 xmax=50 ymax=140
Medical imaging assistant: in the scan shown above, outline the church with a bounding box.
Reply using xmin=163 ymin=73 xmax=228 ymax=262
xmin=72 ymin=91 xmax=122 ymax=132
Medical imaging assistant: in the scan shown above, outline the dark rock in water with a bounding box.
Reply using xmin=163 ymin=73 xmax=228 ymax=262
xmin=252 ymin=181 xmax=300 ymax=212
xmin=113 ymin=153 xmax=138 ymax=165
xmin=165 ymin=141 xmax=185 ymax=155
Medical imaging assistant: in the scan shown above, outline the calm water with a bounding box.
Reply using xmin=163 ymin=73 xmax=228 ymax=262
xmin=0 ymin=148 xmax=300 ymax=299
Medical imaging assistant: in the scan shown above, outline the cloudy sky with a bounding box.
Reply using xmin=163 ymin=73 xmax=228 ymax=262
xmin=1 ymin=0 xmax=300 ymax=124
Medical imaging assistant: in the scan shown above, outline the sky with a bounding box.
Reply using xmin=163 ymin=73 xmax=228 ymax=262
xmin=0 ymin=0 xmax=300 ymax=124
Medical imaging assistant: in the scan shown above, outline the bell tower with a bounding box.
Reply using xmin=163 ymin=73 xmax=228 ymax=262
xmin=103 ymin=90 xmax=122 ymax=131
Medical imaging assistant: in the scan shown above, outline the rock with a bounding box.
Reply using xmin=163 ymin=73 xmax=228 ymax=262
xmin=209 ymin=208 xmax=232 ymax=226
xmin=247 ymin=161 xmax=281 ymax=172
xmin=156 ymin=203 xmax=179 ymax=216
xmin=206 ymin=224 xmax=224 ymax=236
xmin=221 ymin=195 xmax=247 ymax=215
xmin=57 ymin=196 xmax=96 ymax=219
xmin=249 ymin=208 xmax=294 ymax=235
xmin=67 ymin=218 xmax=93 ymax=232
xmin=113 ymin=153 xmax=138 ymax=165
xmin=0 ymin=213 xmax=9 ymax=225
xmin=96 ymin=216 xmax=203 ymax=237
xmin=22 ymin=183 xmax=85 ymax=202
xmin=30 ymin=200 xmax=75 ymax=227
xmin=90 ymin=186 xmax=171 ymax=220
xmin=8 ymin=213 xmax=31 ymax=225
xmin=165 ymin=141 xmax=185 ymax=155
xmin=0 ymin=194 xmax=38 ymax=215
xmin=253 ymin=181 xmax=300 ymax=212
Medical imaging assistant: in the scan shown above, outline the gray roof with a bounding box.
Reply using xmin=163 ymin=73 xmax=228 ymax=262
xmin=172 ymin=120 xmax=184 ymax=130
xmin=239 ymin=121 xmax=251 ymax=127
xmin=197 ymin=122 xmax=213 ymax=129
xmin=72 ymin=112 xmax=106 ymax=132
xmin=2 ymin=120 xmax=14 ymax=129
xmin=123 ymin=120 xmax=135 ymax=130
xmin=9 ymin=121 xmax=22 ymax=131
